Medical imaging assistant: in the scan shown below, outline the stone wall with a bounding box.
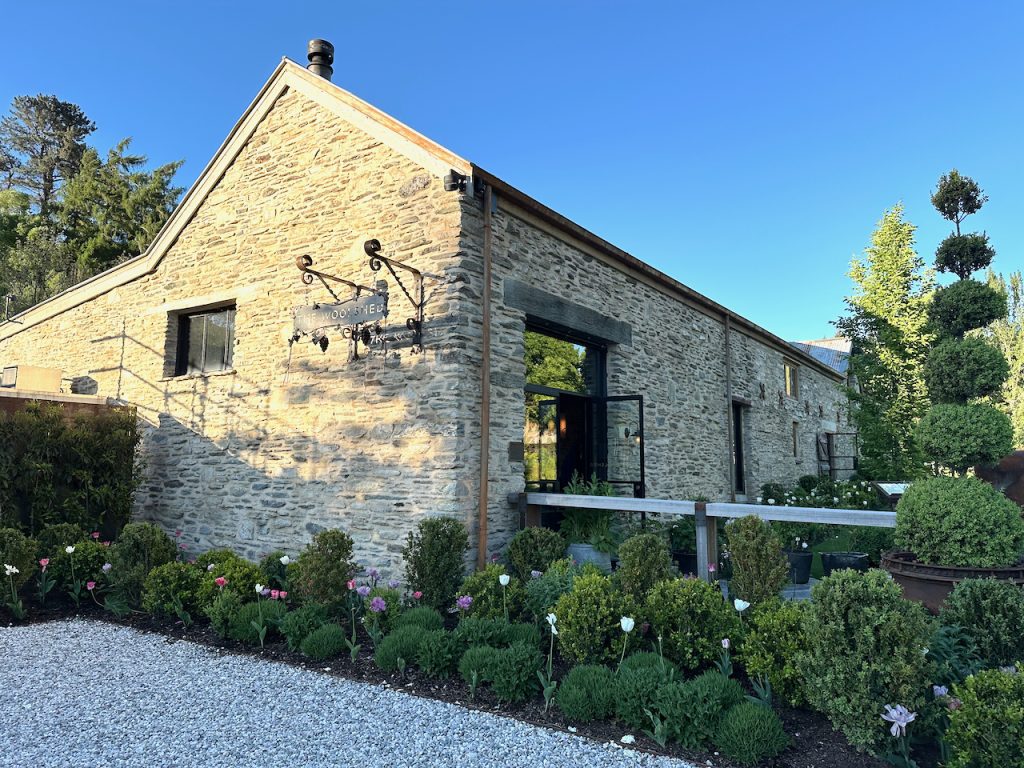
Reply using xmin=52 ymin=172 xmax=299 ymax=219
xmin=0 ymin=87 xmax=472 ymax=572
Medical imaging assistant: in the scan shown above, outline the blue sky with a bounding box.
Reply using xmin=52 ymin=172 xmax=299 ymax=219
xmin=2 ymin=2 xmax=1022 ymax=340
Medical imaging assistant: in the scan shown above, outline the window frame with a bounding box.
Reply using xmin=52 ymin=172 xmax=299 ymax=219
xmin=784 ymin=360 xmax=800 ymax=398
xmin=173 ymin=304 xmax=237 ymax=377
xmin=792 ymin=420 xmax=799 ymax=458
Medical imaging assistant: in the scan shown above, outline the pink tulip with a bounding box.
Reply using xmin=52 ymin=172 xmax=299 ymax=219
xmin=39 ymin=558 xmax=50 ymax=570
xmin=279 ymin=591 xmax=288 ymax=599
xmin=86 ymin=581 xmax=96 ymax=591
xmin=347 ymin=580 xmax=356 ymax=590
xmin=708 ymin=563 xmax=717 ymax=573
xmin=215 ymin=577 xmax=227 ymax=588
xmin=270 ymin=590 xmax=280 ymax=600
xmin=91 ymin=531 xmax=100 ymax=540
xmin=175 ymin=530 xmax=182 ymax=538
xmin=413 ymin=591 xmax=423 ymax=600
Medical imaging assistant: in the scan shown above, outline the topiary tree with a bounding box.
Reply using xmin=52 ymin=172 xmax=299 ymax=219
xmin=402 ymin=517 xmax=468 ymax=612
xmin=929 ymin=278 xmax=1008 ymax=338
xmin=505 ymin=527 xmax=566 ymax=580
xmin=724 ymin=515 xmax=788 ymax=607
xmin=915 ymin=403 xmax=1014 ymax=475
xmin=925 ymin=337 xmax=1009 ymax=404
xmin=290 ymin=528 xmax=358 ymax=615
xmin=614 ymin=532 xmax=673 ymax=601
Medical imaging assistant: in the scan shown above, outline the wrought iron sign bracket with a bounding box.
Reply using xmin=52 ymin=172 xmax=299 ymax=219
xmin=295 ymin=254 xmax=384 ymax=303
xmin=365 ymin=239 xmax=428 ymax=353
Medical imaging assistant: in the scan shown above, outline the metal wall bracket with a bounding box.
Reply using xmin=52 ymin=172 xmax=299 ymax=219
xmin=365 ymin=239 xmax=427 ymax=353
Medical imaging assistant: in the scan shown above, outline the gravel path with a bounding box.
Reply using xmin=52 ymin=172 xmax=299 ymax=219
xmin=1 ymin=619 xmax=696 ymax=768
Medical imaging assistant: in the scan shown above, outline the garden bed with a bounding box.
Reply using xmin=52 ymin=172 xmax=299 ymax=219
xmin=6 ymin=603 xmax=885 ymax=768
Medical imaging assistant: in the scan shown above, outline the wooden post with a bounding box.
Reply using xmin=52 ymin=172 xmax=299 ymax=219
xmin=695 ymin=502 xmax=710 ymax=582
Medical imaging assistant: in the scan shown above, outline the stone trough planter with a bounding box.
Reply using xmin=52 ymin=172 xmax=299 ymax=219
xmin=881 ymin=550 xmax=1024 ymax=614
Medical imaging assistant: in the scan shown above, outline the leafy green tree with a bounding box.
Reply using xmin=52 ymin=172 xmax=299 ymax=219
xmin=981 ymin=271 xmax=1024 ymax=447
xmin=836 ymin=204 xmax=933 ymax=478
xmin=525 ymin=330 xmax=585 ymax=392
xmin=0 ymin=94 xmax=95 ymax=217
xmin=58 ymin=139 xmax=183 ymax=276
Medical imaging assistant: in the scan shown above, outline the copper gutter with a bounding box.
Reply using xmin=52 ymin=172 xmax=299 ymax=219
xmin=477 ymin=183 xmax=493 ymax=569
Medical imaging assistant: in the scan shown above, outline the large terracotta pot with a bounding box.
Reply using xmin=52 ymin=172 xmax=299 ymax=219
xmin=881 ymin=551 xmax=1024 ymax=614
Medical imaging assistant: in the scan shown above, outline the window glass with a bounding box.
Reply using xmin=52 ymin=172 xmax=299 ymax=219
xmin=784 ymin=362 xmax=799 ymax=397
xmin=176 ymin=307 xmax=235 ymax=375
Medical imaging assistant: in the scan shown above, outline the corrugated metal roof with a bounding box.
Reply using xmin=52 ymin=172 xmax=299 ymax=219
xmin=790 ymin=337 xmax=851 ymax=376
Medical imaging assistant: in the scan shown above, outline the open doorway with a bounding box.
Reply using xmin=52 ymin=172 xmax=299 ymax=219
xmin=523 ymin=327 xmax=645 ymax=497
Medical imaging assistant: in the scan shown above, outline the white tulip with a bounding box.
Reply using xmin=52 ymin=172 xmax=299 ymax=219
xmin=733 ymin=598 xmax=751 ymax=613
xmin=65 ymin=546 xmax=75 ymax=554
xmin=279 ymin=555 xmax=290 ymax=566
xmin=546 ymin=613 xmax=558 ymax=635
xmin=255 ymin=583 xmax=264 ymax=594
xmin=498 ymin=573 xmax=510 ymax=587
xmin=4 ymin=564 xmax=18 ymax=576
xmin=620 ymin=616 xmax=635 ymax=633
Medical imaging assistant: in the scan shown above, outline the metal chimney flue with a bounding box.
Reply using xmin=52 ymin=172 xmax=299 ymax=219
xmin=307 ymin=39 xmax=334 ymax=80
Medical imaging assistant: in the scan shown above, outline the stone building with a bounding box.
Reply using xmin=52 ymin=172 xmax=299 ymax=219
xmin=0 ymin=41 xmax=850 ymax=571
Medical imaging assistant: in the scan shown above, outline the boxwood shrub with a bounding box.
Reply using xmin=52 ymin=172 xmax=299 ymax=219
xmin=914 ymin=404 xmax=1014 ymax=476
xmin=724 ymin=515 xmax=788 ymax=608
xmin=941 ymin=579 xmax=1024 ymax=667
xmin=142 ymin=561 xmax=205 ymax=618
xmin=290 ymin=529 xmax=358 ymax=614
xmin=555 ymin=664 xmax=616 ymax=722
xmin=402 ymin=517 xmax=468 ymax=612
xmin=644 ymin=577 xmax=740 ymax=672
xmin=895 ymin=475 xmax=1024 ymax=568
xmin=614 ymin=533 xmax=673 ymax=601
xmin=553 ymin=572 xmax=632 ymax=665
xmin=740 ymin=599 xmax=809 ymax=706
xmin=109 ymin=522 xmax=177 ymax=606
xmin=300 ymin=623 xmax=347 ymax=661
xmin=506 ymin=527 xmax=566 ymax=580
xmin=0 ymin=527 xmax=37 ymax=589
xmin=457 ymin=564 xmax=525 ymax=621
xmin=946 ymin=667 xmax=1024 ymax=768
xmin=801 ymin=569 xmax=932 ymax=753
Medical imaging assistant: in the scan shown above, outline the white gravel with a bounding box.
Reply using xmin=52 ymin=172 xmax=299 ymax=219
xmin=0 ymin=619 xmax=696 ymax=768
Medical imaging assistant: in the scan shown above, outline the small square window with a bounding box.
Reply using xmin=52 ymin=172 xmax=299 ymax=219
xmin=174 ymin=306 xmax=236 ymax=376
xmin=784 ymin=361 xmax=799 ymax=398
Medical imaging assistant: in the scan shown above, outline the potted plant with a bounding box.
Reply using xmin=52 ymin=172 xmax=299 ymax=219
xmin=881 ymin=171 xmax=1024 ymax=611
xmin=666 ymin=512 xmax=699 ymax=575
xmin=820 ymin=551 xmax=869 ymax=577
xmin=783 ymin=536 xmax=813 ymax=584
xmin=560 ymin=472 xmax=618 ymax=573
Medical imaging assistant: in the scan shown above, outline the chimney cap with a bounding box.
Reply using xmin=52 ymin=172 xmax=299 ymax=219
xmin=307 ymin=39 xmax=335 ymax=80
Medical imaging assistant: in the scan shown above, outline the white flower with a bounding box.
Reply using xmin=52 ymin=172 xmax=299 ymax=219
xmin=721 ymin=638 xmax=730 ymax=649
xmin=4 ymin=564 xmax=18 ymax=576
xmin=756 ymin=496 xmax=763 ymax=503
xmin=279 ymin=555 xmax=290 ymax=566
xmin=802 ymin=542 xmax=808 ymax=549
xmin=767 ymin=498 xmax=776 ymax=505
xmin=207 ymin=563 xmax=216 ymax=572
xmin=546 ymin=613 xmax=558 ymax=635
xmin=620 ymin=616 xmax=635 ymax=633
xmin=733 ymin=598 xmax=751 ymax=613
xmin=255 ymin=583 xmax=264 ymax=594
xmin=498 ymin=573 xmax=510 ymax=586
xmin=65 ymin=546 xmax=75 ymax=554
xmin=620 ymin=735 xmax=635 ymax=745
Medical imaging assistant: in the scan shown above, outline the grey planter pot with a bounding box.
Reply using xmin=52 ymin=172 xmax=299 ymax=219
xmin=566 ymin=543 xmax=612 ymax=574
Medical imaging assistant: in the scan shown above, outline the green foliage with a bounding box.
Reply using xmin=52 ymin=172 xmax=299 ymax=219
xmin=458 ymin=645 xmax=502 ymax=686
xmin=491 ymin=641 xmax=543 ymax=703
xmin=506 ymin=527 xmax=566 ymax=580
xmin=394 ymin=606 xmax=444 ymax=633
xmin=141 ymin=562 xmax=204 ymax=618
xmin=524 ymin=558 xmax=577 ymax=620
xmin=644 ymin=578 xmax=740 ymax=672
xmin=108 ymin=522 xmax=177 ymax=607
xmin=300 ymin=623 xmax=347 ymax=661
xmin=800 ymin=569 xmax=933 ymax=753
xmin=0 ymin=528 xmax=36 ymax=589
xmin=620 ymin=651 xmax=679 ymax=678
xmin=35 ymin=523 xmax=86 ymax=554
xmin=930 ymin=278 xmax=1008 ymax=338
xmin=290 ymin=529 xmax=357 ymax=613
xmin=524 ymin=330 xmax=585 ymax=393
xmin=740 ymin=599 xmax=809 ymax=707
xmin=453 ymin=616 xmax=515 ymax=648
xmin=555 ymin=664 xmax=617 ymax=722
xmin=205 ymin=590 xmax=243 ymax=639
xmin=847 ymin=525 xmax=895 ymax=566
xmin=197 ymin=553 xmax=263 ymax=607
xmin=614 ymin=667 xmax=665 ymax=730
xmin=0 ymin=404 xmax=141 ymax=537
xmin=402 ymin=517 xmax=468 ymax=612
xmin=506 ymin=622 xmax=541 ymax=649
xmin=614 ymin=533 xmax=673 ymax=601
xmin=559 ymin=472 xmax=617 ymax=551
xmin=279 ymin=603 xmax=330 ymax=652
xmin=457 ymin=564 xmax=525 ymax=620
xmin=925 ymin=337 xmax=1009 ymax=404
xmin=835 ymin=204 xmax=933 ymax=479
xmin=653 ymin=671 xmax=746 ymax=749
xmin=416 ymin=630 xmax=459 ymax=678
xmin=724 ymin=516 xmax=788 ymax=607
xmin=368 ymin=586 xmax=402 ymax=631
xmin=258 ymin=550 xmax=289 ymax=590
xmin=927 ymin=624 xmax=983 ymax=689
xmin=227 ymin=599 xmax=286 ymax=645
xmin=895 ymin=476 xmax=1024 ymax=567
xmin=935 ymin=233 xmax=996 ymax=280
xmin=940 ymin=579 xmax=1024 ymax=667
xmin=946 ymin=668 xmax=1024 ymax=768
xmin=49 ymin=539 xmax=107 ymax=586
xmin=374 ymin=625 xmax=428 ymax=672
xmin=915 ymin=403 xmax=1014 ymax=474
xmin=931 ymin=169 xmax=987 ymax=233
xmin=713 ymin=702 xmax=789 ymax=766
xmin=982 ymin=270 xmax=1024 ymax=447
xmin=553 ymin=572 xmax=630 ymax=665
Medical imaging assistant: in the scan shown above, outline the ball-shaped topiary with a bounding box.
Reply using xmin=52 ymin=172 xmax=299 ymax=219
xmin=553 ymin=572 xmax=632 ymax=665
xmin=555 ymin=664 xmax=617 ymax=722
xmin=614 ymin=533 xmax=673 ymax=601
xmin=724 ymin=515 xmax=788 ymax=608
xmin=934 ymin=233 xmax=996 ymax=280
xmin=196 ymin=553 xmax=263 ymax=608
xmin=740 ymin=598 xmax=809 ymax=707
xmin=506 ymin=527 xmax=566 ymax=580
xmin=35 ymin=523 xmax=87 ymax=556
xmin=394 ymin=605 xmax=444 ymax=632
xmin=142 ymin=561 xmax=205 ymax=617
xmin=915 ymin=403 xmax=1014 ymax=474
xmin=946 ymin=667 xmax=1024 ymax=768
xmin=644 ymin=578 xmax=740 ymax=672
xmin=402 ymin=517 xmax=469 ymax=612
xmin=940 ymin=579 xmax=1024 ymax=666
xmin=800 ymin=569 xmax=933 ymax=753
xmin=895 ymin=476 xmax=1024 ymax=568
xmin=374 ymin=625 xmax=428 ymax=672
xmin=49 ymin=539 xmax=109 ymax=588
xmin=0 ymin=528 xmax=37 ymax=589
xmin=928 ymin=279 xmax=1008 ymax=338
xmin=290 ymin=529 xmax=358 ymax=614
xmin=300 ymin=623 xmax=347 ymax=661
xmin=713 ymin=702 xmax=790 ymax=766
xmin=278 ymin=603 xmax=330 ymax=651
xmin=457 ymin=564 xmax=526 ymax=620
xmin=924 ymin=337 xmax=1009 ymax=404
xmin=416 ymin=629 xmax=459 ymax=678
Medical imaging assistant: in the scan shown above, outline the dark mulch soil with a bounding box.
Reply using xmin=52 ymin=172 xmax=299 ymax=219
xmin=6 ymin=603 xmax=888 ymax=768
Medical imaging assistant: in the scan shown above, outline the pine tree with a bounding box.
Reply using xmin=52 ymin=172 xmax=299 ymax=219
xmin=836 ymin=204 xmax=933 ymax=478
